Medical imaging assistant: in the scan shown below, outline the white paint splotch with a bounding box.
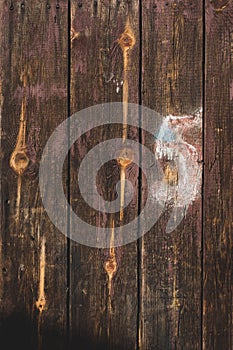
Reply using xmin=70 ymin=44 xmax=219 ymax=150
xmin=153 ymin=108 xmax=202 ymax=232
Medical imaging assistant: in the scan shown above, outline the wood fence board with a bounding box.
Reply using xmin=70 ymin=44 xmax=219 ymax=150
xmin=140 ymin=1 xmax=203 ymax=349
xmin=204 ymin=1 xmax=233 ymax=349
xmin=69 ymin=1 xmax=140 ymax=349
xmin=0 ymin=1 xmax=68 ymax=348
xmin=0 ymin=1 xmax=232 ymax=349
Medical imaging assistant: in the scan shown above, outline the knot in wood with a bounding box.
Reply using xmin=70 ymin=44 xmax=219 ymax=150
xmin=10 ymin=150 xmax=29 ymax=175
xmin=116 ymin=147 xmax=134 ymax=168
xmin=71 ymin=28 xmax=80 ymax=42
xmin=118 ymin=29 xmax=135 ymax=50
xmin=104 ymin=257 xmax=117 ymax=278
xmin=36 ymin=297 xmax=46 ymax=313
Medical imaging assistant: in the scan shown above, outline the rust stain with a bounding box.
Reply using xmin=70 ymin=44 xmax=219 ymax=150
xmin=10 ymin=73 xmax=29 ymax=223
xmin=36 ymin=236 xmax=46 ymax=313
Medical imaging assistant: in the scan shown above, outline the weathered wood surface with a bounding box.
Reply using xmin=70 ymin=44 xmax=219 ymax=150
xmin=0 ymin=1 xmax=232 ymax=349
xmin=0 ymin=1 xmax=68 ymax=349
xmin=140 ymin=1 xmax=203 ymax=349
xmin=69 ymin=1 xmax=140 ymax=348
xmin=204 ymin=1 xmax=233 ymax=349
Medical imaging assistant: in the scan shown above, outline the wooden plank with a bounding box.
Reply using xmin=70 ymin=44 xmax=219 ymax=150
xmin=69 ymin=1 xmax=140 ymax=348
xmin=140 ymin=1 xmax=203 ymax=349
xmin=204 ymin=1 xmax=233 ymax=349
xmin=0 ymin=1 xmax=68 ymax=348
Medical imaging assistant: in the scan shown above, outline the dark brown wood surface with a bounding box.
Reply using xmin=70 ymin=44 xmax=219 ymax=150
xmin=140 ymin=1 xmax=203 ymax=349
xmin=69 ymin=2 xmax=140 ymax=348
xmin=0 ymin=1 xmax=68 ymax=349
xmin=204 ymin=1 xmax=233 ymax=349
xmin=0 ymin=1 xmax=232 ymax=349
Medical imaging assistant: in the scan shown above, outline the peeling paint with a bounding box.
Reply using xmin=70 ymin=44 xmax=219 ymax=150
xmin=152 ymin=109 xmax=202 ymax=232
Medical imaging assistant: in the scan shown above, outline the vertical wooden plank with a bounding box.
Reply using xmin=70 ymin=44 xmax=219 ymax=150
xmin=204 ymin=1 xmax=233 ymax=349
xmin=0 ymin=1 xmax=68 ymax=348
xmin=69 ymin=1 xmax=139 ymax=348
xmin=140 ymin=1 xmax=203 ymax=349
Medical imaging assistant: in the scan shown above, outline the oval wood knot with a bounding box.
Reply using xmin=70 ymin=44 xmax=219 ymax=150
xmin=118 ymin=28 xmax=136 ymax=50
xmin=36 ymin=297 xmax=46 ymax=313
xmin=104 ymin=257 xmax=117 ymax=278
xmin=10 ymin=149 xmax=29 ymax=175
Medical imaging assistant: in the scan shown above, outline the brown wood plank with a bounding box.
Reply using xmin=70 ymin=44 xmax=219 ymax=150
xmin=204 ymin=1 xmax=233 ymax=349
xmin=69 ymin=1 xmax=140 ymax=349
xmin=140 ymin=1 xmax=203 ymax=349
xmin=0 ymin=1 xmax=68 ymax=348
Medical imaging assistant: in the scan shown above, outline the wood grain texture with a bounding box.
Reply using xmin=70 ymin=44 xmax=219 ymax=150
xmin=0 ymin=1 xmax=68 ymax=349
xmin=69 ymin=1 xmax=140 ymax=349
xmin=140 ymin=1 xmax=203 ymax=349
xmin=204 ymin=1 xmax=233 ymax=349
xmin=0 ymin=1 xmax=232 ymax=349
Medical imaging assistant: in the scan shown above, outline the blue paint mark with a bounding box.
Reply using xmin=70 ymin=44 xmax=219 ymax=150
xmin=154 ymin=123 xmax=176 ymax=142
